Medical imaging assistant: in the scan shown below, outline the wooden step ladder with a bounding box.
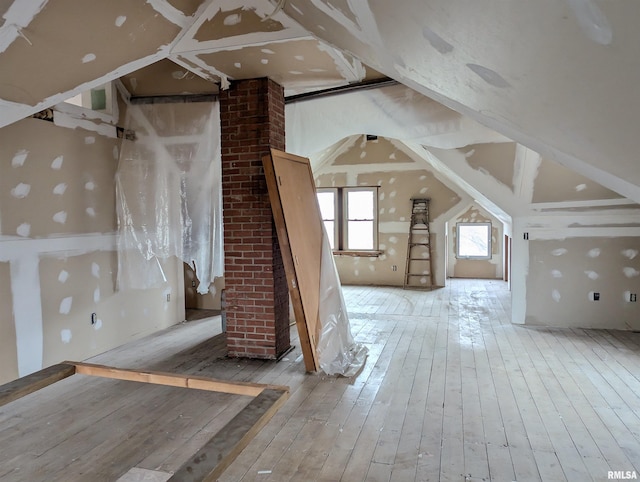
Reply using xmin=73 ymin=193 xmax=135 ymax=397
xmin=403 ymin=198 xmax=434 ymax=290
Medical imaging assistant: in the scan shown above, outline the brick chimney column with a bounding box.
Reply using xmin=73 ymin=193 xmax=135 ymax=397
xmin=219 ymin=78 xmax=290 ymax=359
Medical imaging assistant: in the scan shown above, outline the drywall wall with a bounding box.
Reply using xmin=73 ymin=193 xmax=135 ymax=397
xmin=526 ymin=237 xmax=640 ymax=329
xmin=458 ymin=143 xmax=517 ymax=191
xmin=448 ymin=204 xmax=503 ymax=279
xmin=314 ymin=135 xmax=466 ymax=287
xmin=532 ymin=157 xmax=624 ymax=203
xmin=0 ymin=111 xmax=184 ymax=382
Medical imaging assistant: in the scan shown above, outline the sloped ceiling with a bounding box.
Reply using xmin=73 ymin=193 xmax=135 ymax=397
xmin=1 ymin=0 xmax=640 ymax=207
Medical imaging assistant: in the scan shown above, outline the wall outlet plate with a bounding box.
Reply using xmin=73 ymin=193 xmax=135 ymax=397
xmin=91 ymin=312 xmax=97 ymax=324
xmin=593 ymin=292 xmax=600 ymax=301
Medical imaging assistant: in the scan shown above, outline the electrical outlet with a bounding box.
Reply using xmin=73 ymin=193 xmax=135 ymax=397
xmin=631 ymin=293 xmax=637 ymax=302
xmin=192 ymin=280 xmax=196 ymax=287
xmin=166 ymin=293 xmax=171 ymax=302
xmin=91 ymin=312 xmax=97 ymax=325
xmin=593 ymin=292 xmax=600 ymax=301
xmin=392 ymin=265 xmax=397 ymax=271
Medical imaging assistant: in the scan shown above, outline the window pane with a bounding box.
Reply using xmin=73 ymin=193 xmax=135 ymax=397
xmin=347 ymin=190 xmax=374 ymax=220
xmin=323 ymin=220 xmax=335 ymax=249
xmin=348 ymin=221 xmax=373 ymax=249
xmin=458 ymin=224 xmax=490 ymax=257
xmin=316 ymin=191 xmax=335 ymax=220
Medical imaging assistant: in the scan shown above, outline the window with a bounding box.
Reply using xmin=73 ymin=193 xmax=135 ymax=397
xmin=457 ymin=222 xmax=491 ymax=259
xmin=317 ymin=187 xmax=378 ymax=252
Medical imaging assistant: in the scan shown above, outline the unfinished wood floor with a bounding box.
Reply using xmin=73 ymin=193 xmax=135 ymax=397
xmin=1 ymin=279 xmax=640 ymax=481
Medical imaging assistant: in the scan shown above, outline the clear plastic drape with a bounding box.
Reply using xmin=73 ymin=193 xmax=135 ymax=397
xmin=115 ymin=101 xmax=223 ymax=295
xmin=317 ymin=232 xmax=368 ymax=377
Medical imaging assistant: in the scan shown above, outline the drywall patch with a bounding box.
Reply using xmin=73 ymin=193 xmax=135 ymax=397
xmin=466 ymin=64 xmax=511 ymax=88
xmin=82 ymin=53 xmax=97 ymax=63
xmin=551 ymin=269 xmax=563 ymax=278
xmin=94 ymin=318 xmax=103 ymax=330
xmin=86 ymin=207 xmax=96 ymax=217
xmin=84 ymin=136 xmax=96 ymax=145
xmin=422 ymin=26 xmax=454 ymax=54
xmin=588 ymin=248 xmax=601 ymax=258
xmin=53 ymin=183 xmax=67 ymax=195
xmin=53 ymin=211 xmax=68 ymax=224
xmin=552 ymin=248 xmax=568 ymax=256
xmin=112 ymin=146 xmax=119 ymax=160
xmin=552 ymin=289 xmax=561 ymax=302
xmin=91 ymin=262 xmax=100 ymax=278
xmin=51 ymin=155 xmax=63 ymax=170
xmin=60 ymin=329 xmax=72 ymax=344
xmin=224 ymin=13 xmax=242 ymax=26
xmin=58 ymin=270 xmax=69 ymax=283
xmin=12 ymin=149 xmax=28 ymax=167
xmin=566 ymin=0 xmax=612 ymax=45
xmin=623 ymin=267 xmax=640 ymax=278
xmin=622 ymin=249 xmax=638 ymax=259
xmin=59 ymin=296 xmax=73 ymax=314
xmin=94 ymin=287 xmax=100 ymax=303
xmin=85 ymin=181 xmax=95 ymax=191
xmin=115 ymin=16 xmax=127 ymax=27
xmin=11 ymin=183 xmax=31 ymax=198
xmin=234 ymin=62 xmax=241 ymax=68
xmin=575 ymin=183 xmax=587 ymax=191
xmin=16 ymin=223 xmax=31 ymax=237
xmin=585 ymin=270 xmax=599 ymax=280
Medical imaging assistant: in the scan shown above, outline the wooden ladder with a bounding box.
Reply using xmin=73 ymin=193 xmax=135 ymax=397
xmin=403 ymin=198 xmax=434 ymax=290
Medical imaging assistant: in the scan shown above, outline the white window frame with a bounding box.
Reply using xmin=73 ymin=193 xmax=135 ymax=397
xmin=456 ymin=222 xmax=492 ymax=260
xmin=316 ymin=186 xmax=379 ymax=252
xmin=316 ymin=188 xmax=338 ymax=249
xmin=343 ymin=187 xmax=378 ymax=251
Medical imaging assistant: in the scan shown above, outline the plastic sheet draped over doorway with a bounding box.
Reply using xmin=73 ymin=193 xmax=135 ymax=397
xmin=115 ymin=101 xmax=223 ymax=295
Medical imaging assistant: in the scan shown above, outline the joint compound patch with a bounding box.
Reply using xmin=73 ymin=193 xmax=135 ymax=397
xmin=11 ymin=183 xmax=31 ymax=198
xmin=53 ymin=183 xmax=67 ymax=195
xmin=58 ymin=270 xmax=69 ymax=283
xmin=16 ymin=223 xmax=31 ymax=237
xmin=51 ymin=156 xmax=63 ymax=170
xmin=588 ymin=248 xmax=601 ymax=258
xmin=12 ymin=149 xmax=28 ymax=167
xmin=59 ymin=297 xmax=73 ymax=314
xmin=60 ymin=329 xmax=72 ymax=344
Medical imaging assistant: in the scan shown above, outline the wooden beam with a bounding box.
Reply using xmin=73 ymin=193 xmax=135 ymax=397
xmin=71 ymin=362 xmax=288 ymax=397
xmin=169 ymin=389 xmax=290 ymax=482
xmin=0 ymin=363 xmax=76 ymax=408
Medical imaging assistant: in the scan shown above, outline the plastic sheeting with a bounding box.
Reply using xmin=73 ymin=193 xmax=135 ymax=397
xmin=316 ymin=232 xmax=368 ymax=377
xmin=116 ymin=101 xmax=223 ymax=295
xmin=285 ymin=83 xmax=509 ymax=159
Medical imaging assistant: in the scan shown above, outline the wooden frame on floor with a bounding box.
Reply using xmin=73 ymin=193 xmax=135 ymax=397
xmin=0 ymin=361 xmax=289 ymax=482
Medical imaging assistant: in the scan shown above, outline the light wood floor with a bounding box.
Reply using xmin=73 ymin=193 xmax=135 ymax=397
xmin=1 ymin=279 xmax=640 ymax=481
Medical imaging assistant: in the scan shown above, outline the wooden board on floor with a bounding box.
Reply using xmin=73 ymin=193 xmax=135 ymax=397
xmin=0 ymin=362 xmax=76 ymax=408
xmin=0 ymin=360 xmax=290 ymax=482
xmin=262 ymin=149 xmax=322 ymax=372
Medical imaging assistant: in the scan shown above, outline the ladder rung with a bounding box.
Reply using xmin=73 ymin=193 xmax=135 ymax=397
xmin=409 ymin=258 xmax=430 ymax=260
xmin=406 ymin=273 xmax=431 ymax=276
xmin=409 ymin=243 xmax=430 ymax=246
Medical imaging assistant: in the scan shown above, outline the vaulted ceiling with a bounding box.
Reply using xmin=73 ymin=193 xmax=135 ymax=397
xmin=2 ymin=0 xmax=640 ymax=205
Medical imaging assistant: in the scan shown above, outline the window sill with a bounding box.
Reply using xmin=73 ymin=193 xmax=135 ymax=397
xmin=332 ymin=250 xmax=383 ymax=257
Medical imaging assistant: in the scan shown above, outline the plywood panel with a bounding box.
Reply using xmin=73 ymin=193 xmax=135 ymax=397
xmin=263 ymin=149 xmax=322 ymax=371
